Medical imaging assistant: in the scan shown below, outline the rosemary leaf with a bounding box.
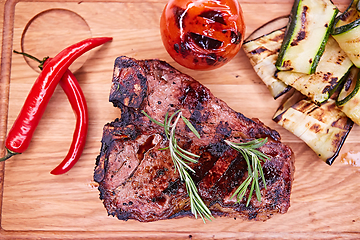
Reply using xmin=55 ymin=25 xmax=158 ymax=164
xmin=164 ymin=111 xmax=170 ymax=137
xmin=158 ymin=147 xmax=169 ymax=151
xmin=176 ymin=149 xmax=199 ymax=164
xmin=177 ymin=145 xmax=200 ymax=159
xmin=181 ymin=115 xmax=200 ymax=139
xmin=141 ymin=110 xmax=164 ymax=127
xmin=258 ymin=165 xmax=267 ymax=190
xmin=247 ymin=179 xmax=256 ymax=206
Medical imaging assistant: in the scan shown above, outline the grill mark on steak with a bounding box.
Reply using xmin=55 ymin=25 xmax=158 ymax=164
xmin=94 ymin=56 xmax=295 ymax=222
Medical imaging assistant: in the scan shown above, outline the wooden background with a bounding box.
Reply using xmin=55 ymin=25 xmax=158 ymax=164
xmin=1 ymin=0 xmax=360 ymax=239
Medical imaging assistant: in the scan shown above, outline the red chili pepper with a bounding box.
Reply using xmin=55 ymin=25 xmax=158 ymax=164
xmin=51 ymin=67 xmax=88 ymax=175
xmin=0 ymin=37 xmax=112 ymax=162
xmin=13 ymin=54 xmax=88 ymax=174
xmin=39 ymin=58 xmax=88 ymax=174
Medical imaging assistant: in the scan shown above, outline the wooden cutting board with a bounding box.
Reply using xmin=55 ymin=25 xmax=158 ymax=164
xmin=1 ymin=0 xmax=360 ymax=239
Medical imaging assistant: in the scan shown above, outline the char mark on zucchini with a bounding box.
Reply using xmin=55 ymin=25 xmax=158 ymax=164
xmin=290 ymin=5 xmax=308 ymax=47
xmin=94 ymin=56 xmax=295 ymax=222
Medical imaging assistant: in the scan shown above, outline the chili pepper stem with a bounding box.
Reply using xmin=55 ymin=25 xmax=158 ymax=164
xmin=13 ymin=50 xmax=49 ymax=70
xmin=0 ymin=148 xmax=19 ymax=162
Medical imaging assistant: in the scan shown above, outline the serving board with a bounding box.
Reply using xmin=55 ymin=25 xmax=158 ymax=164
xmin=1 ymin=0 xmax=360 ymax=239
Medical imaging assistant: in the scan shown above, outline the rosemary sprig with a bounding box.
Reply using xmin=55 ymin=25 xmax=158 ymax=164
xmin=142 ymin=110 xmax=213 ymax=222
xmin=225 ymin=138 xmax=270 ymax=206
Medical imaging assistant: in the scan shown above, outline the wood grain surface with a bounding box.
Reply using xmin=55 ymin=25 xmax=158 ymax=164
xmin=1 ymin=0 xmax=360 ymax=239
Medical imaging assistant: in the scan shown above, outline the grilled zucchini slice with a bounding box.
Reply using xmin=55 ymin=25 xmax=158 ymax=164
xmin=276 ymin=36 xmax=353 ymax=104
xmin=332 ymin=0 xmax=360 ymax=32
xmin=332 ymin=0 xmax=360 ymax=67
xmin=275 ymin=0 xmax=338 ymax=74
xmin=336 ymin=66 xmax=360 ymax=125
xmin=336 ymin=66 xmax=360 ymax=106
xmin=243 ymin=28 xmax=291 ymax=99
xmin=274 ymin=91 xmax=353 ymax=165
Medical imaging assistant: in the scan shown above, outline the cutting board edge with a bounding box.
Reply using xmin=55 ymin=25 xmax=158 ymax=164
xmin=0 ymin=0 xmax=17 ymax=232
xmin=1 ymin=0 xmax=360 ymax=238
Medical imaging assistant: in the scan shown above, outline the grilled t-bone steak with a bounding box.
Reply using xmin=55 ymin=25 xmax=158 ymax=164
xmin=94 ymin=56 xmax=295 ymax=222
